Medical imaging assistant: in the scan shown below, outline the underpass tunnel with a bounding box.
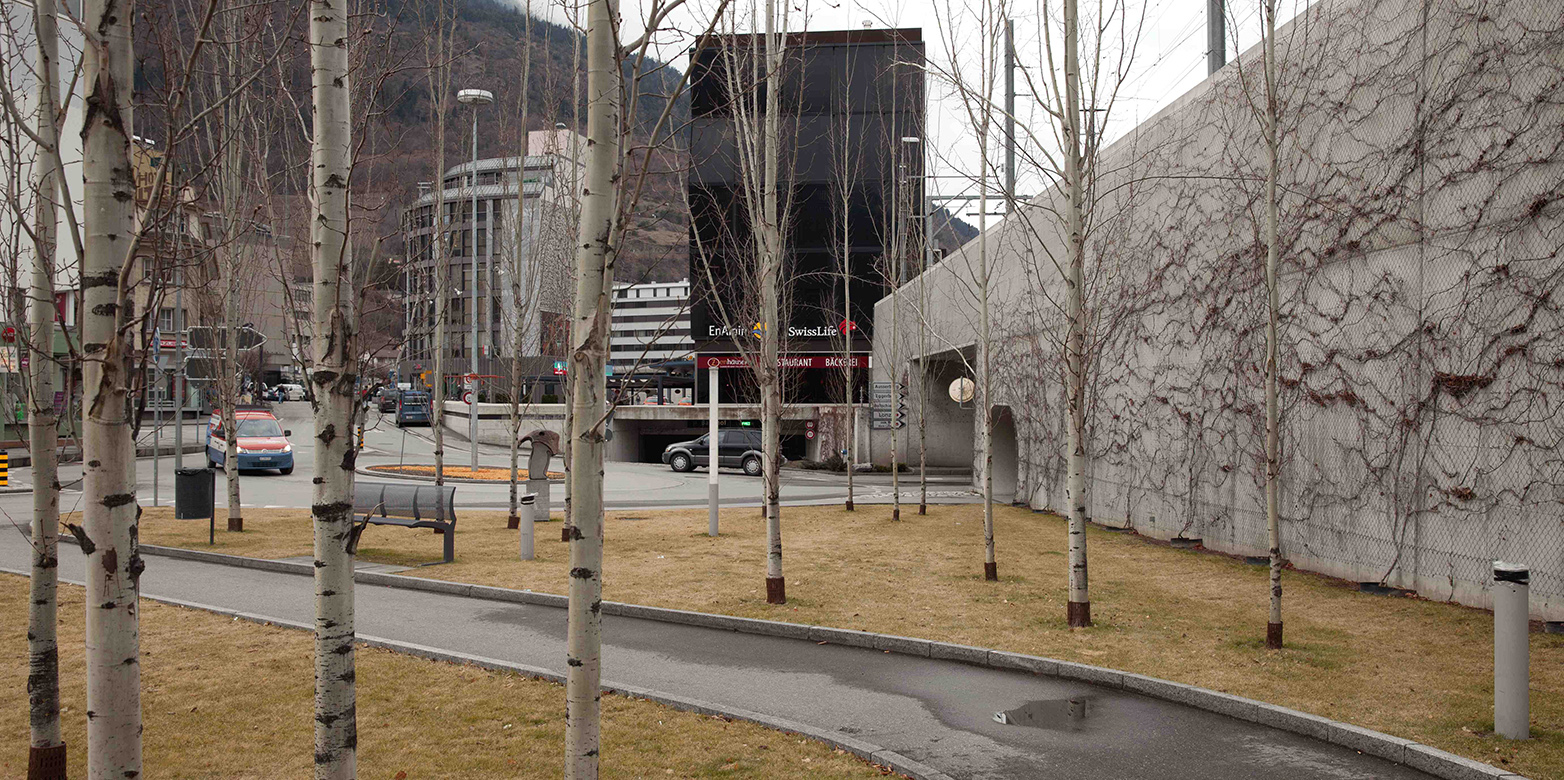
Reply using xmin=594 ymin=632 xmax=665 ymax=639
xmin=990 ymin=405 xmax=1019 ymax=503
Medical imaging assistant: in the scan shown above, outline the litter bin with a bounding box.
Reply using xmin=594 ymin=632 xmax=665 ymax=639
xmin=175 ymin=467 xmax=215 ymax=519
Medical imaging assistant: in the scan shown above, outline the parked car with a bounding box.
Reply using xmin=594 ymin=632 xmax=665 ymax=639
xmin=662 ymin=428 xmax=778 ymax=476
xmin=395 ymin=391 xmax=431 ymax=427
xmin=275 ymin=383 xmax=308 ymax=401
xmin=207 ymin=408 xmax=294 ymax=474
xmin=377 ymin=388 xmax=398 ymax=412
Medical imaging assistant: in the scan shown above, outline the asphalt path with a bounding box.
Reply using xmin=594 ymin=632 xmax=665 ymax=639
xmin=0 ymin=532 xmax=1435 ymax=780
xmin=0 ymin=402 xmax=979 ymax=519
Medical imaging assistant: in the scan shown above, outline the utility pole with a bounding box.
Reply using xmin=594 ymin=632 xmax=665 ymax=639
xmin=1208 ymin=0 xmax=1226 ymax=74
xmin=1005 ymin=18 xmax=1016 ymax=201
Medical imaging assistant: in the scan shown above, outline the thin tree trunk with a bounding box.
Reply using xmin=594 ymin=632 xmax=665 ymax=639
xmin=308 ymin=0 xmax=358 ymax=773
xmin=760 ymin=0 xmax=786 ymax=605
xmin=564 ymin=0 xmax=618 ymax=773
xmin=27 ymin=0 xmax=65 ymax=774
xmin=1262 ymin=0 xmax=1284 ymax=650
xmin=221 ymin=10 xmax=243 ymax=532
xmin=842 ymin=208 xmax=854 ymax=510
xmin=428 ymin=6 xmax=452 ymax=487
xmin=979 ymin=136 xmax=996 ymax=582
xmin=918 ymin=244 xmax=928 ymax=515
xmin=510 ymin=2 xmax=533 ymax=535
xmin=81 ymin=0 xmax=143 ymax=768
xmin=1063 ymin=0 xmax=1092 ymax=628
xmin=561 ymin=2 xmax=583 ymax=542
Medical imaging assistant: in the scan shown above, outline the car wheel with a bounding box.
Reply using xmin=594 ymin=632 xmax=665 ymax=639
xmin=279 ymin=466 xmax=294 ymax=475
xmin=743 ymin=455 xmax=762 ymax=477
xmin=670 ymin=452 xmax=692 ymax=472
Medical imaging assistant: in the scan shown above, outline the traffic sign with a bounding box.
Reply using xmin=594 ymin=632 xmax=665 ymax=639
xmin=462 ymin=390 xmax=475 ymax=404
xmin=188 ymin=325 xmax=265 ymax=351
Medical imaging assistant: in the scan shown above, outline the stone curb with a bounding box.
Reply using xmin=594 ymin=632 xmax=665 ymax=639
xmin=78 ymin=585 xmax=929 ymax=780
xmin=105 ymin=543 xmax=1530 ymax=780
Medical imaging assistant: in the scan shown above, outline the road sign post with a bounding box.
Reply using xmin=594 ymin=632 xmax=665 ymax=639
xmin=706 ymin=358 xmax=720 ymax=537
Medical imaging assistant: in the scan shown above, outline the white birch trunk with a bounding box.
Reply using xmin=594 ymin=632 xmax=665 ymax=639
xmin=221 ymin=16 xmax=243 ymax=532
xmin=760 ymin=0 xmax=786 ymax=605
xmin=918 ymin=243 xmax=928 ymax=515
xmin=509 ymin=5 xmax=533 ymax=535
xmin=979 ymin=142 xmax=996 ymax=582
xmin=308 ymin=0 xmax=358 ymax=774
xmin=27 ymin=0 xmax=66 ymax=773
xmin=1262 ymin=0 xmax=1284 ymax=650
xmin=1062 ymin=0 xmax=1092 ymax=628
xmin=81 ymin=0 xmax=143 ymax=769
xmin=428 ymin=10 xmax=452 ymax=487
xmin=564 ymin=0 xmax=618 ymax=773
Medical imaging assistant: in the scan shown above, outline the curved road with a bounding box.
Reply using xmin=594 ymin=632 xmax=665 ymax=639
xmin=0 ymin=532 xmax=1437 ymax=780
xmin=5 ymin=401 xmax=979 ymax=514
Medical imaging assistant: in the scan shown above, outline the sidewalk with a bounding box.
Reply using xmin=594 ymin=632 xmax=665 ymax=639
xmin=0 ymin=530 xmax=1447 ymax=780
xmin=2 ymin=424 xmax=206 ymax=468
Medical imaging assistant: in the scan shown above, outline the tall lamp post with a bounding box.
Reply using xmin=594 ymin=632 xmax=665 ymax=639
xmin=458 ymin=88 xmax=493 ymax=471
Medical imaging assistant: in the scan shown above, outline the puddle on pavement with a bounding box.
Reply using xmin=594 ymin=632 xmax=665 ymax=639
xmin=992 ymin=696 xmax=1095 ymax=731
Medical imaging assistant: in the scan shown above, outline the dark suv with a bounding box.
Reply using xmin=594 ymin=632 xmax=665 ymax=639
xmin=662 ymin=428 xmax=775 ymax=476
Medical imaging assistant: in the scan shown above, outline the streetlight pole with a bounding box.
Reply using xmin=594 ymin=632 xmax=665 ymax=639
xmin=458 ymin=88 xmax=493 ymax=472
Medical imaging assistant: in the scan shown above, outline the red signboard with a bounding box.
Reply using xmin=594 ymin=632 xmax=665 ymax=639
xmin=699 ymin=354 xmax=870 ymax=370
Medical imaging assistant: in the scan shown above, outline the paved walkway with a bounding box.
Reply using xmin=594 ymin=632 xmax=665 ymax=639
xmin=0 ymin=533 xmax=1435 ymax=780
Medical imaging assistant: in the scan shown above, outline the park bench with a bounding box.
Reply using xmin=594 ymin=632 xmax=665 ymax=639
xmin=349 ymin=481 xmax=458 ymax=564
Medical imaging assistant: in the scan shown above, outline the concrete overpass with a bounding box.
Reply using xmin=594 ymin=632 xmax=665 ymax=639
xmin=442 ymin=401 xmax=871 ymax=464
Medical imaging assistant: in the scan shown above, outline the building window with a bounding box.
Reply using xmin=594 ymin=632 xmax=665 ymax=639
xmin=158 ymin=307 xmax=176 ymax=332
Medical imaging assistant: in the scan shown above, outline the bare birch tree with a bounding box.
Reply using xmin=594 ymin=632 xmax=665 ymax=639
xmin=308 ymin=0 xmax=358 ymax=772
xmin=1227 ymin=0 xmax=1290 ymax=649
xmin=24 ymin=0 xmax=64 ymax=773
xmin=423 ymin=0 xmax=457 ymax=487
xmin=80 ymin=0 xmax=143 ymax=768
xmin=508 ymin=0 xmax=533 ymax=536
xmin=932 ymin=0 xmax=1004 ymax=580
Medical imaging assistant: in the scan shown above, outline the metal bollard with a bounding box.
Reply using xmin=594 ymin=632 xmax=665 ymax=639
xmin=518 ymin=493 xmax=536 ymax=561
xmin=1493 ymin=560 xmax=1530 ymax=739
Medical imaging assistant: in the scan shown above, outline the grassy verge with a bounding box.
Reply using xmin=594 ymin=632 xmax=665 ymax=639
xmin=0 ymin=575 xmax=895 ymax=778
xmin=133 ymin=503 xmax=1564 ymax=778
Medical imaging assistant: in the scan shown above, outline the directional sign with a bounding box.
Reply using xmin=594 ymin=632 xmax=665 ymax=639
xmin=188 ymin=325 xmax=266 ymax=351
xmin=870 ymin=380 xmax=902 ymax=430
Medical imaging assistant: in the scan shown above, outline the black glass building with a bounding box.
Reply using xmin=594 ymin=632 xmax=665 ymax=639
xmin=688 ymin=28 xmax=925 ymax=404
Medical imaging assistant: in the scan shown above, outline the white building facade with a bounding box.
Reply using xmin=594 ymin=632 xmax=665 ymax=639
xmin=609 ymin=279 xmax=694 ymax=376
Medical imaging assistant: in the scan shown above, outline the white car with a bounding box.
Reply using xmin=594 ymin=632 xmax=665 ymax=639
xmin=276 ymin=383 xmax=308 ymax=401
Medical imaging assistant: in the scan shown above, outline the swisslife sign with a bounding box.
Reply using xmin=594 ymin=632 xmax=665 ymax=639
xmin=699 ymin=354 xmax=870 ymax=370
xmin=702 ymin=320 xmax=859 ymax=340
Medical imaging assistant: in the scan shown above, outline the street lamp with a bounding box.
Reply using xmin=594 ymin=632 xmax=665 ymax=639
xmin=457 ymin=87 xmax=493 ymax=471
xmin=899 ymin=137 xmax=921 ymax=283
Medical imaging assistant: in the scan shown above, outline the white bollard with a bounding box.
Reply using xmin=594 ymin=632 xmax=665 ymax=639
xmin=1493 ymin=560 xmax=1529 ymax=740
xmin=518 ymin=493 xmax=536 ymax=561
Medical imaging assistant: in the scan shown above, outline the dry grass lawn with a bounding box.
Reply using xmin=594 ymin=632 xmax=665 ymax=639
xmin=132 ymin=503 xmax=1564 ymax=779
xmin=0 ymin=575 xmax=895 ymax=778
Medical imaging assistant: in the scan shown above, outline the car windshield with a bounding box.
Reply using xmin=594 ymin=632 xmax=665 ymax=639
xmin=235 ymin=418 xmax=283 ymax=437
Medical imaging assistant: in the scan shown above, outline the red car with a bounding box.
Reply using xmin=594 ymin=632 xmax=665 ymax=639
xmin=207 ymin=408 xmax=295 ymax=474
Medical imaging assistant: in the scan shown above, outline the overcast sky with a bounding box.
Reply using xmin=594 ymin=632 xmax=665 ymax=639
xmin=515 ymin=0 xmax=1310 ymax=215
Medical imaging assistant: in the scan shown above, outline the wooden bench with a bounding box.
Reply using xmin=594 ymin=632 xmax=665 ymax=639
xmin=349 ymin=481 xmax=458 ymax=564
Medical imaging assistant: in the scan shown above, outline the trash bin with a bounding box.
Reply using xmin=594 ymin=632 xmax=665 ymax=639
xmin=175 ymin=468 xmax=215 ymax=519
